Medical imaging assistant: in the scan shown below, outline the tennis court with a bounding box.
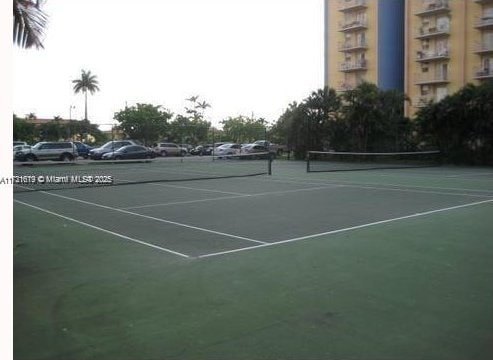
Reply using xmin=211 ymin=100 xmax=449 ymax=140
xmin=13 ymin=157 xmax=493 ymax=359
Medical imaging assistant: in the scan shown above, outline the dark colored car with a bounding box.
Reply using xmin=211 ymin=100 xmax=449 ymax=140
xmin=73 ymin=141 xmax=93 ymax=159
xmin=190 ymin=145 xmax=207 ymax=156
xmin=89 ymin=140 xmax=141 ymax=160
xmin=101 ymin=145 xmax=155 ymax=160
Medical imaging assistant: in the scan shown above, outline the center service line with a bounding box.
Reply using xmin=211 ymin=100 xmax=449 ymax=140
xmin=35 ymin=190 xmax=267 ymax=245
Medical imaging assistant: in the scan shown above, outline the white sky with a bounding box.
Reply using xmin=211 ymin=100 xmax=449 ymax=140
xmin=13 ymin=0 xmax=324 ymax=129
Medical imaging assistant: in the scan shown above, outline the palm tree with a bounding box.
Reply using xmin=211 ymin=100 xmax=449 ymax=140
xmin=72 ymin=70 xmax=100 ymax=121
xmin=13 ymin=0 xmax=48 ymax=49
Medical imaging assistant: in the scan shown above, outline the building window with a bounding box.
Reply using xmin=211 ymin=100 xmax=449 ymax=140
xmin=422 ymin=39 xmax=430 ymax=50
xmin=436 ymin=86 xmax=448 ymax=101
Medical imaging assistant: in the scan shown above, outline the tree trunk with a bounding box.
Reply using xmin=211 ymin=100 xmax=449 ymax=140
xmin=84 ymin=91 xmax=88 ymax=120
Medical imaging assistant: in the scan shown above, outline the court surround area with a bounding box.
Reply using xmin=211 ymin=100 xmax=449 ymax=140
xmin=13 ymin=158 xmax=493 ymax=360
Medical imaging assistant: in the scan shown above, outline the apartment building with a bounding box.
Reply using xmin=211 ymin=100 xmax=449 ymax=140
xmin=405 ymin=0 xmax=493 ymax=116
xmin=324 ymin=0 xmax=405 ymax=92
xmin=325 ymin=0 xmax=493 ymax=118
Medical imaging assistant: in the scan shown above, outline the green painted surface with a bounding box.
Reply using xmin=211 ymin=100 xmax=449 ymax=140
xmin=14 ymin=163 xmax=493 ymax=359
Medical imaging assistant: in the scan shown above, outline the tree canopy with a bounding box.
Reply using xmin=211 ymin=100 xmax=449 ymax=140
xmin=72 ymin=70 xmax=100 ymax=121
xmin=114 ymin=103 xmax=173 ymax=146
xmin=415 ymin=81 xmax=493 ymax=165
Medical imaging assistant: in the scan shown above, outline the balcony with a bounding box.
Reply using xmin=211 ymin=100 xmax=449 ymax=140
xmin=474 ymin=67 xmax=493 ymax=79
xmin=416 ymin=49 xmax=449 ymax=62
xmin=338 ymin=0 xmax=367 ymax=12
xmin=338 ymin=19 xmax=368 ymax=32
xmin=337 ymin=82 xmax=356 ymax=92
xmin=413 ymin=96 xmax=435 ymax=108
xmin=415 ymin=25 xmax=450 ymax=39
xmin=474 ymin=16 xmax=493 ymax=29
xmin=414 ymin=0 xmax=450 ymax=16
xmin=414 ymin=73 xmax=449 ymax=85
xmin=338 ymin=40 xmax=368 ymax=52
xmin=339 ymin=59 xmax=367 ymax=72
xmin=474 ymin=43 xmax=493 ymax=54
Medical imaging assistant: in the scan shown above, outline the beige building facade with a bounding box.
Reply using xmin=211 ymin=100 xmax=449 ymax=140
xmin=325 ymin=0 xmax=493 ymax=118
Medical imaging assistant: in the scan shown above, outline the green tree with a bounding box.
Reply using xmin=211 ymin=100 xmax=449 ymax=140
xmin=168 ymin=115 xmax=210 ymax=145
xmin=340 ymin=82 xmax=411 ymax=152
xmin=72 ymin=69 xmax=100 ymax=121
xmin=114 ymin=103 xmax=172 ymax=145
xmin=13 ymin=0 xmax=48 ymax=49
xmin=38 ymin=118 xmax=63 ymax=141
xmin=64 ymin=119 xmax=107 ymax=143
xmin=415 ymin=81 xmax=493 ymax=165
xmin=221 ymin=115 xmax=267 ymax=143
xmin=275 ymin=87 xmax=341 ymax=158
xmin=13 ymin=114 xmax=37 ymax=143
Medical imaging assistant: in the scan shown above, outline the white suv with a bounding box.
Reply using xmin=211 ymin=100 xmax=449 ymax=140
xmin=16 ymin=142 xmax=78 ymax=162
xmin=153 ymin=142 xmax=187 ymax=157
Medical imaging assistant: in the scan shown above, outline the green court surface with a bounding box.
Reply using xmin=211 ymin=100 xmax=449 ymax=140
xmin=13 ymin=160 xmax=493 ymax=359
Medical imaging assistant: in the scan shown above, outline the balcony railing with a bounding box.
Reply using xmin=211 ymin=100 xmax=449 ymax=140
xmin=474 ymin=16 xmax=493 ymax=29
xmin=415 ymin=49 xmax=449 ymax=62
xmin=415 ymin=25 xmax=450 ymax=39
xmin=414 ymin=0 xmax=450 ymax=16
xmin=414 ymin=73 xmax=449 ymax=85
xmin=339 ymin=59 xmax=367 ymax=72
xmin=338 ymin=40 xmax=368 ymax=52
xmin=474 ymin=67 xmax=493 ymax=79
xmin=474 ymin=43 xmax=493 ymax=54
xmin=337 ymin=82 xmax=356 ymax=92
xmin=338 ymin=0 xmax=367 ymax=12
xmin=413 ymin=96 xmax=435 ymax=108
xmin=338 ymin=19 xmax=368 ymax=32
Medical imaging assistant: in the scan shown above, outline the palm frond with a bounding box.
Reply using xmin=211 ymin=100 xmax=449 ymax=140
xmin=13 ymin=0 xmax=48 ymax=49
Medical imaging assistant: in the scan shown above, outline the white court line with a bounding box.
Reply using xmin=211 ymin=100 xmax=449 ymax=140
xmin=267 ymin=176 xmax=493 ymax=197
xmin=123 ymin=185 xmax=341 ymax=210
xmin=198 ymin=198 xmax=493 ymax=259
xmin=14 ymin=199 xmax=191 ymax=259
xmin=446 ymin=172 xmax=493 ymax=178
xmin=126 ymin=180 xmax=247 ymax=196
xmin=32 ymin=191 xmax=267 ymax=245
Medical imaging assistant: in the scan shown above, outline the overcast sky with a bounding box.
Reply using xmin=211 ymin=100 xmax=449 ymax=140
xmin=13 ymin=0 xmax=324 ymax=129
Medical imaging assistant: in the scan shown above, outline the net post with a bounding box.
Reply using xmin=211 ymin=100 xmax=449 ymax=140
xmin=268 ymin=153 xmax=272 ymax=175
xmin=306 ymin=151 xmax=310 ymax=172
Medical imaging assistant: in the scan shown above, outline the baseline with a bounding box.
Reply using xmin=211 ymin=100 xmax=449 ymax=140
xmin=14 ymin=199 xmax=191 ymax=259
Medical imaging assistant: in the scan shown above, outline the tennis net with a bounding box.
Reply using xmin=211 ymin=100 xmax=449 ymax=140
xmin=307 ymin=150 xmax=441 ymax=172
xmin=13 ymin=152 xmax=272 ymax=192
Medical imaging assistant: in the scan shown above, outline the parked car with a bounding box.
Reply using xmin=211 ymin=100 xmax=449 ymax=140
xmin=13 ymin=145 xmax=31 ymax=160
xmin=152 ymin=142 xmax=187 ymax=157
xmin=240 ymin=144 xmax=270 ymax=159
xmin=180 ymin=144 xmax=193 ymax=153
xmin=213 ymin=143 xmax=242 ymax=157
xmin=73 ymin=141 xmax=93 ymax=159
xmin=15 ymin=141 xmax=78 ymax=162
xmin=253 ymin=140 xmax=288 ymax=155
xmin=102 ymin=145 xmax=155 ymax=160
xmin=190 ymin=145 xmax=206 ymax=156
xmin=13 ymin=141 xmax=28 ymax=147
xmin=89 ymin=140 xmax=142 ymax=160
